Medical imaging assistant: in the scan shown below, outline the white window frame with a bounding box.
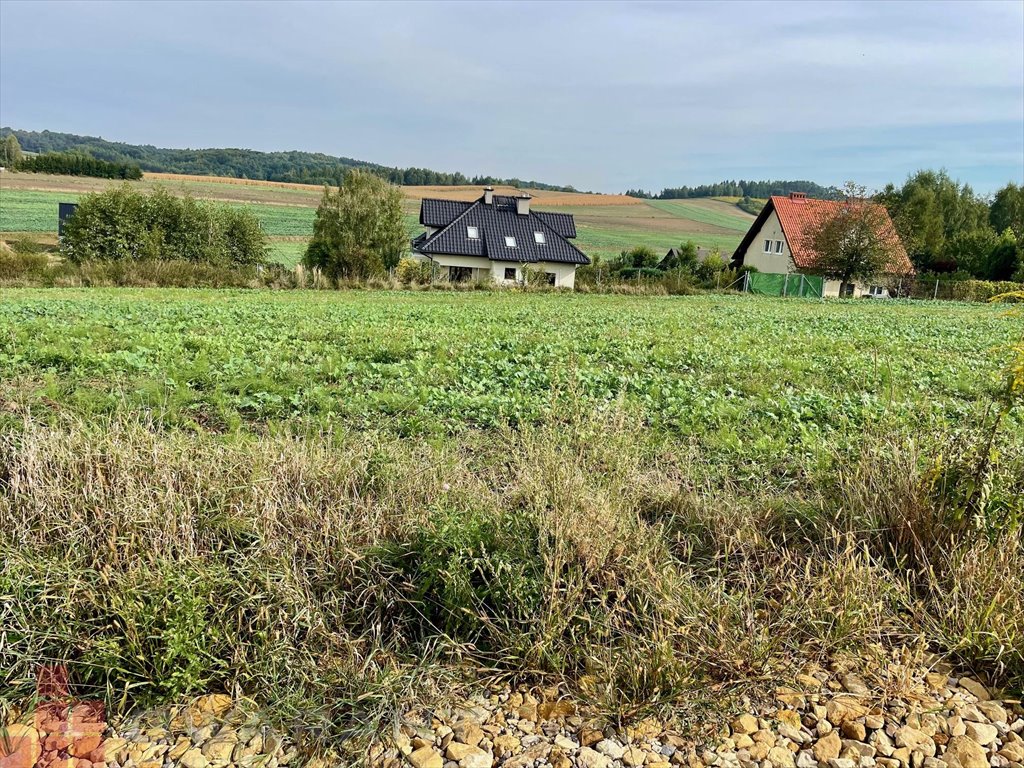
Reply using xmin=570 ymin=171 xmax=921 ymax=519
xmin=774 ymin=240 xmax=784 ymax=254
xmin=466 ymin=226 xmax=479 ymax=239
xmin=503 ymin=267 xmax=517 ymax=281
xmin=534 ymin=231 xmax=546 ymax=244
xmin=763 ymin=239 xmax=772 ymax=253
xmin=504 ymin=236 xmax=517 ymax=248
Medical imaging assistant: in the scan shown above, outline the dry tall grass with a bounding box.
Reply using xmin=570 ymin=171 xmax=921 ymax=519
xmin=1 ymin=408 xmax=1020 ymax=746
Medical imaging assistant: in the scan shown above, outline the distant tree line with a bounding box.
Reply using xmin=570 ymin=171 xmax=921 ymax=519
xmin=625 ymin=180 xmax=841 ymax=200
xmin=1 ymin=127 xmax=584 ymax=192
xmin=17 ymin=151 xmax=142 ymax=179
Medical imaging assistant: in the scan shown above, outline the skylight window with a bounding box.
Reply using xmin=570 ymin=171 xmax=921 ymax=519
xmin=534 ymin=231 xmax=546 ymax=244
xmin=467 ymin=226 xmax=480 ymax=239
xmin=504 ymin=236 xmax=517 ymax=247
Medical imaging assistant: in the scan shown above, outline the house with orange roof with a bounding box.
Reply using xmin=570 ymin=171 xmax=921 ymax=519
xmin=731 ymin=192 xmax=913 ymax=297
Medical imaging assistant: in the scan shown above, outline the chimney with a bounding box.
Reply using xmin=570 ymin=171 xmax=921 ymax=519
xmin=789 ymin=192 xmax=807 ymax=202
xmin=483 ymin=186 xmax=494 ymax=205
xmin=515 ymin=193 xmax=531 ymax=215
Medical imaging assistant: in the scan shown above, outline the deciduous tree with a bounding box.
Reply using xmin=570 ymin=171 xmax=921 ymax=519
xmin=805 ymin=181 xmax=895 ymax=294
xmin=303 ymin=170 xmax=406 ymax=281
xmin=990 ymin=182 xmax=1024 ymax=243
xmin=1 ymin=133 xmax=22 ymax=166
xmin=877 ymin=170 xmax=990 ymax=272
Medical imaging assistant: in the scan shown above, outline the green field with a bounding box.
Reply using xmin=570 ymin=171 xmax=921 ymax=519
xmin=1 ymin=178 xmax=751 ymax=266
xmin=0 ymin=188 xmax=66 ymax=232
xmin=2 ymin=289 xmax=1021 ymax=739
xmin=646 ymin=199 xmax=756 ymax=231
xmin=0 ymin=188 xmax=318 ymax=237
xmin=1 ymin=290 xmax=1018 ymax=466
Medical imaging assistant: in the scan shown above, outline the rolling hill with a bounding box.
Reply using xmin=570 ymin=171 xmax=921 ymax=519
xmin=0 ymin=171 xmax=755 ymax=266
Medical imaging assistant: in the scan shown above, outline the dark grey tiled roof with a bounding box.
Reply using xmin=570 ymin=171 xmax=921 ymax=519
xmin=413 ymin=195 xmax=590 ymax=265
xmin=533 ymin=211 xmax=576 ymax=238
xmin=420 ymin=199 xmax=473 ymax=227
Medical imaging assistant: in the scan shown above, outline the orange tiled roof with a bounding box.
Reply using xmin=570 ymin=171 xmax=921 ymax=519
xmin=770 ymin=194 xmax=913 ymax=275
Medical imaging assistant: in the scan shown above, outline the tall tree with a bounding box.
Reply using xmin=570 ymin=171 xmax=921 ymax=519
xmin=877 ymin=170 xmax=991 ymax=272
xmin=303 ymin=169 xmax=407 ymax=280
xmin=805 ymin=182 xmax=896 ymax=294
xmin=990 ymin=182 xmax=1024 ymax=243
xmin=1 ymin=133 xmax=22 ymax=166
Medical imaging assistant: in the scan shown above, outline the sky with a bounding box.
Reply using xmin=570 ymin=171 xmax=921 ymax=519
xmin=1 ymin=0 xmax=1022 ymax=195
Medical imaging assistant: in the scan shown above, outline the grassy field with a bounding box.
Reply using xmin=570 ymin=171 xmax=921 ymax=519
xmin=2 ymin=290 xmax=1016 ymax=439
xmin=1 ymin=289 xmax=1021 ymax=742
xmin=0 ymin=172 xmax=752 ymax=266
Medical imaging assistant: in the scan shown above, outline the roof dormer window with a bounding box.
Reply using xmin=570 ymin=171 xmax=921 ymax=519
xmin=504 ymin=236 xmax=517 ymax=247
xmin=534 ymin=231 xmax=545 ymax=244
xmin=467 ymin=226 xmax=480 ymax=239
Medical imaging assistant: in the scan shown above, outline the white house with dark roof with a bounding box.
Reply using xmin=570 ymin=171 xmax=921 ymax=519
xmin=411 ymin=187 xmax=590 ymax=289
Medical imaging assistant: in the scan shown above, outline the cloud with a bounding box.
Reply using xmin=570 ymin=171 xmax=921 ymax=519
xmin=1 ymin=0 xmax=1021 ymax=192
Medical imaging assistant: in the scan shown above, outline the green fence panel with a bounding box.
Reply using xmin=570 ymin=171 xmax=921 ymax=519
xmin=796 ymin=274 xmax=823 ymax=297
xmin=748 ymin=272 xmax=822 ymax=298
xmin=748 ymin=273 xmax=785 ymax=296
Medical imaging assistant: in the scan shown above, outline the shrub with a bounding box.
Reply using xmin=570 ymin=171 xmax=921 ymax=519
xmin=617 ymin=267 xmax=664 ymax=280
xmin=395 ymin=257 xmax=433 ymax=285
xmin=948 ymin=279 xmax=1024 ymax=302
xmin=60 ymin=185 xmax=268 ymax=266
xmin=0 ymin=243 xmax=51 ymax=282
xmin=737 ymin=196 xmax=764 ymax=215
xmin=616 ymin=245 xmax=660 ymax=270
xmin=661 ymin=241 xmax=698 ymax=272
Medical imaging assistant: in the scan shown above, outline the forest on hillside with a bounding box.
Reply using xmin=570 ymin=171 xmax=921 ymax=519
xmin=1 ymin=128 xmax=583 ymax=191
xmin=625 ymin=179 xmax=841 ymax=200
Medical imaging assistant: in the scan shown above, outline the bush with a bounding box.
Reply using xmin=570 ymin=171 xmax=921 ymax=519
xmin=60 ymin=185 xmax=268 ymax=266
xmin=395 ymin=257 xmax=433 ymax=285
xmin=617 ymin=267 xmax=664 ymax=280
xmin=737 ymin=196 xmax=764 ymax=215
xmin=661 ymin=241 xmax=698 ymax=272
xmin=616 ymin=245 xmax=660 ymax=270
xmin=0 ymin=244 xmax=51 ymax=282
xmin=695 ymin=252 xmax=727 ymax=286
xmin=948 ymin=279 xmax=1024 ymax=302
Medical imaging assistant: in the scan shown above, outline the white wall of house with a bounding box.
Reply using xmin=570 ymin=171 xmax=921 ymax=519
xmin=823 ymin=280 xmax=890 ymax=298
xmin=739 ymin=211 xmax=794 ymax=273
xmin=530 ymin=261 xmax=577 ymax=289
xmin=412 ymin=253 xmax=578 ymax=289
xmin=414 ymin=254 xmax=491 ymax=283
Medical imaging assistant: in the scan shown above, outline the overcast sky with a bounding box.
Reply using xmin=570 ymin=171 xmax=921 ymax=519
xmin=2 ymin=0 xmax=1022 ymax=194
